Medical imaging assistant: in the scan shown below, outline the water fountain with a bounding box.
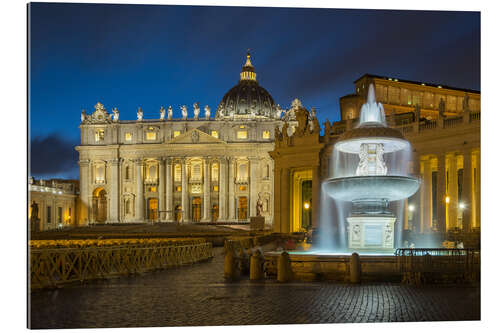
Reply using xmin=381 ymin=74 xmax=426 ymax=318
xmin=322 ymin=83 xmax=420 ymax=253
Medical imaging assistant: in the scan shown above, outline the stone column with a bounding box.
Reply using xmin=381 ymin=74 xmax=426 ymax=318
xmin=436 ymin=153 xmax=446 ymax=233
xmin=228 ymin=157 xmax=235 ymax=220
xmin=448 ymin=154 xmax=458 ymax=229
xmin=422 ymin=158 xmax=432 ymax=232
xmin=181 ymin=158 xmax=189 ymax=222
xmin=411 ymin=154 xmax=421 ymax=233
xmin=312 ymin=164 xmax=320 ymax=230
xmin=158 ymin=158 xmax=166 ymax=221
xmin=462 ymin=150 xmax=473 ymax=232
xmin=109 ymin=158 xmax=120 ymax=223
xmin=202 ymin=157 xmax=211 ymax=222
xmin=249 ymin=157 xmax=259 ymax=217
xmin=219 ymin=157 xmax=227 ymax=221
xmin=78 ymin=159 xmax=90 ymax=225
xmin=474 ymin=151 xmax=480 ymax=228
xmin=165 ymin=157 xmax=173 ymax=221
xmin=135 ymin=159 xmax=144 ymax=221
xmin=280 ymin=167 xmax=291 ymax=233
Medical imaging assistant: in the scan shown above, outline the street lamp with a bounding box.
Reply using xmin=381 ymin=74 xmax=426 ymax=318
xmin=445 ymin=196 xmax=450 ymax=204
xmin=459 ymin=202 xmax=466 ymax=209
xmin=408 ymin=204 xmax=415 ymax=212
xmin=304 ymin=202 xmax=310 ymax=210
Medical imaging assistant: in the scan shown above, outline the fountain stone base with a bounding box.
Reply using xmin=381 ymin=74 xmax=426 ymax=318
xmin=347 ymin=215 xmax=396 ymax=252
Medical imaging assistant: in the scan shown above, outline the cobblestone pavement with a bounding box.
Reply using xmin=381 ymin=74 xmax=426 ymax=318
xmin=29 ymin=248 xmax=480 ymax=328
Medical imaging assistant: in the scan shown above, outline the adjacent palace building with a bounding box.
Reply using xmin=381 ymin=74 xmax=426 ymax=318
xmin=54 ymin=54 xmax=479 ymax=236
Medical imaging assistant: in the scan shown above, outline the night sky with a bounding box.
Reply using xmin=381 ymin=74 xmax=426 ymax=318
xmin=28 ymin=3 xmax=480 ymax=180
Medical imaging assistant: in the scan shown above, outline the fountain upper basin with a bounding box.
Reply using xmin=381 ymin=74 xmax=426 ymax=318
xmin=323 ymin=175 xmax=420 ymax=202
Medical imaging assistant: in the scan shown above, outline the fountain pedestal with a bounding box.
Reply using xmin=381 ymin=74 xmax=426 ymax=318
xmin=347 ymin=215 xmax=396 ymax=252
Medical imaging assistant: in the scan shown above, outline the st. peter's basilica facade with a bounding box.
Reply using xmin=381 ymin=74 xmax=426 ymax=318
xmin=76 ymin=54 xmax=301 ymax=226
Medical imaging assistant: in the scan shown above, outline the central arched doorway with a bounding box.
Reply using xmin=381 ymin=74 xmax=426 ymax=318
xmin=92 ymin=188 xmax=107 ymax=223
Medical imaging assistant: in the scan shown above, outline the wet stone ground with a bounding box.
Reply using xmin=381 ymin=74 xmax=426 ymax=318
xmin=29 ymin=248 xmax=480 ymax=328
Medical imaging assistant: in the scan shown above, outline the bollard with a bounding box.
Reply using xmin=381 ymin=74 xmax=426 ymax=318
xmin=350 ymin=252 xmax=361 ymax=284
xmin=277 ymin=251 xmax=292 ymax=282
xmin=224 ymin=249 xmax=238 ymax=280
xmin=250 ymin=250 xmax=264 ymax=281
xmin=238 ymin=248 xmax=250 ymax=275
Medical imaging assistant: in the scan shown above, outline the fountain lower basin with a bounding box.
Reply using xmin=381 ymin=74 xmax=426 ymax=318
xmin=323 ymin=175 xmax=420 ymax=202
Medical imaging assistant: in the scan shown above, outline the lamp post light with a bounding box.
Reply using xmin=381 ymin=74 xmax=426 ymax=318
xmin=304 ymin=202 xmax=310 ymax=210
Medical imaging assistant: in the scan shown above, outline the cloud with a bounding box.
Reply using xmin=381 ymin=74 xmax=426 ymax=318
xmin=29 ymin=134 xmax=79 ymax=179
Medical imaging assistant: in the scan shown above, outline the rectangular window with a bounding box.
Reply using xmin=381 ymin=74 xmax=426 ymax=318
xmin=213 ymin=185 xmax=219 ymax=192
xmin=125 ymin=132 xmax=132 ymax=141
xmin=57 ymin=207 xmax=62 ymax=224
xmin=149 ymin=186 xmax=157 ymax=193
xmin=239 ymin=185 xmax=247 ymax=191
xmin=95 ymin=129 xmax=105 ymax=142
xmin=146 ymin=132 xmax=156 ymax=140
xmin=262 ymin=130 xmax=270 ymax=139
xmin=176 ymin=186 xmax=182 ymax=192
xmin=211 ymin=131 xmax=219 ymax=138
xmin=237 ymin=131 xmax=247 ymax=139
xmin=47 ymin=206 xmax=52 ymax=224
xmin=173 ymin=130 xmax=181 ymax=137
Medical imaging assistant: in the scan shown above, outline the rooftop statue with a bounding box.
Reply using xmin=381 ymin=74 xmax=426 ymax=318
xmin=204 ymin=105 xmax=211 ymax=120
xmin=193 ymin=102 xmax=200 ymax=120
xmin=168 ymin=106 xmax=173 ymax=120
xmin=137 ymin=107 xmax=143 ymax=121
xmin=81 ymin=110 xmax=86 ymax=123
xmin=112 ymin=107 xmax=119 ymax=122
xmin=160 ymin=106 xmax=165 ymax=120
xmin=181 ymin=105 xmax=188 ymax=120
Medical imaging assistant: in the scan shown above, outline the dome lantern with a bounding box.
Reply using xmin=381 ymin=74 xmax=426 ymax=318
xmin=216 ymin=52 xmax=276 ymax=120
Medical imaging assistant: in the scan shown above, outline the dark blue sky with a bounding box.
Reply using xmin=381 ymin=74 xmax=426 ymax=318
xmin=29 ymin=3 xmax=480 ymax=179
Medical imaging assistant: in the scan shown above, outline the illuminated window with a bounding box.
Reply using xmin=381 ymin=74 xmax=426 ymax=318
xmin=95 ymin=165 xmax=105 ymax=183
xmin=125 ymin=132 xmax=132 ymax=141
xmin=239 ymin=125 xmax=245 ymax=129
xmin=147 ymin=164 xmax=157 ymax=181
xmin=174 ymin=164 xmax=181 ymax=182
xmin=173 ymin=130 xmax=181 ymax=137
xmin=239 ymin=185 xmax=247 ymax=191
xmin=191 ymin=162 xmax=202 ymax=181
xmin=237 ymin=163 xmax=248 ymax=181
xmin=176 ymin=186 xmax=182 ymax=192
xmin=149 ymin=186 xmax=157 ymax=192
xmin=211 ymin=163 xmax=219 ymax=181
xmin=262 ymin=130 xmax=270 ymax=139
xmin=146 ymin=131 xmax=156 ymax=140
xmin=237 ymin=131 xmax=248 ymax=139
xmin=211 ymin=131 xmax=219 ymax=138
xmin=213 ymin=185 xmax=219 ymax=192
xmin=95 ymin=129 xmax=105 ymax=142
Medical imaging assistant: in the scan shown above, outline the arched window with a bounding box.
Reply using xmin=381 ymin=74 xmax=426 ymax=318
xmin=211 ymin=163 xmax=219 ymax=181
xmin=148 ymin=165 xmax=157 ymax=181
xmin=95 ymin=165 xmax=105 ymax=183
xmin=125 ymin=166 xmax=131 ymax=180
xmin=125 ymin=198 xmax=131 ymax=215
xmin=191 ymin=161 xmax=202 ymax=181
xmin=174 ymin=164 xmax=181 ymax=182
xmin=237 ymin=163 xmax=248 ymax=181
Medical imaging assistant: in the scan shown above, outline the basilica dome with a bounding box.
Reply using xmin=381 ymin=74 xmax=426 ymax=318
xmin=216 ymin=53 xmax=276 ymax=119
